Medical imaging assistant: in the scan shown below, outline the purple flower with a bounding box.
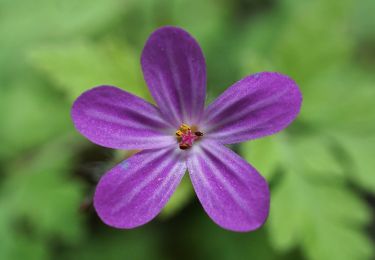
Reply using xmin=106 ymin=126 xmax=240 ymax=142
xmin=71 ymin=26 xmax=302 ymax=232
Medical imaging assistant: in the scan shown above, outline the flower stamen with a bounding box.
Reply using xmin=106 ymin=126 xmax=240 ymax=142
xmin=176 ymin=124 xmax=203 ymax=150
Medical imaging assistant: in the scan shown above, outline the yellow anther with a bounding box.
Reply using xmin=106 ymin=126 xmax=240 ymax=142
xmin=180 ymin=124 xmax=191 ymax=132
xmin=175 ymin=123 xmax=204 ymax=150
xmin=175 ymin=130 xmax=183 ymax=137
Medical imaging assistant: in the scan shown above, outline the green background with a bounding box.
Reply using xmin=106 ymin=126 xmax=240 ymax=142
xmin=1 ymin=0 xmax=374 ymax=259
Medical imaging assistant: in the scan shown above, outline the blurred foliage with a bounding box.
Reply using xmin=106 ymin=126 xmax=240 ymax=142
xmin=0 ymin=0 xmax=374 ymax=259
xmin=29 ymin=40 xmax=148 ymax=101
xmin=240 ymin=0 xmax=375 ymax=259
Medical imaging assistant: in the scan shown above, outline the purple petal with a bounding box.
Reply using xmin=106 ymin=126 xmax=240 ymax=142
xmin=187 ymin=141 xmax=270 ymax=232
xmin=202 ymin=72 xmax=302 ymax=144
xmin=72 ymin=86 xmax=176 ymax=150
xmin=141 ymin=26 xmax=206 ymax=127
xmin=94 ymin=147 xmax=186 ymax=229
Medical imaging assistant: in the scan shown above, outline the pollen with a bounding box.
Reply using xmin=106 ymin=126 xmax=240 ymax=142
xmin=175 ymin=124 xmax=203 ymax=150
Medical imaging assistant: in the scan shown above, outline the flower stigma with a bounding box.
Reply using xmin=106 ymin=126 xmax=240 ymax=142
xmin=175 ymin=123 xmax=203 ymax=150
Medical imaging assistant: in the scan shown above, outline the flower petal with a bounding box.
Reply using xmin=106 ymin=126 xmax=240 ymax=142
xmin=141 ymin=26 xmax=206 ymax=127
xmin=187 ymin=141 xmax=270 ymax=232
xmin=72 ymin=86 xmax=176 ymax=149
xmin=202 ymin=72 xmax=302 ymax=144
xmin=94 ymin=147 xmax=186 ymax=229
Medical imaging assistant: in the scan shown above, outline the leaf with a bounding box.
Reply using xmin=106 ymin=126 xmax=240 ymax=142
xmin=0 ymin=226 xmax=49 ymax=260
xmin=59 ymin=227 xmax=165 ymax=260
xmin=29 ymin=40 xmax=150 ymax=102
xmin=171 ymin=0 xmax=229 ymax=48
xmin=350 ymin=0 xmax=375 ymax=39
xmin=269 ymin=171 xmax=373 ymax=260
xmin=0 ymin=0 xmax=127 ymax=47
xmin=289 ymin=136 xmax=345 ymax=179
xmin=336 ymin=134 xmax=375 ymax=192
xmin=240 ymin=0 xmax=354 ymax=84
xmin=240 ymin=135 xmax=283 ymax=181
xmin=182 ymin=209 xmax=295 ymax=260
xmin=0 ymin=0 xmax=129 ymax=78
xmin=301 ymin=69 xmax=375 ymax=135
xmin=0 ymin=205 xmax=48 ymax=260
xmin=1 ymin=135 xmax=85 ymax=245
xmin=241 ymin=134 xmax=344 ymax=182
xmin=0 ymin=79 xmax=71 ymax=161
xmin=172 ymin=0 xmax=243 ymax=97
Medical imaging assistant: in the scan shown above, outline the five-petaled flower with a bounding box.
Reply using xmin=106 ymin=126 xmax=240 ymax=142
xmin=71 ymin=26 xmax=302 ymax=232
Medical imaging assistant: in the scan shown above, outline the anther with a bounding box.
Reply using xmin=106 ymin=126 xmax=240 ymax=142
xmin=176 ymin=123 xmax=203 ymax=150
xmin=195 ymin=131 xmax=204 ymax=137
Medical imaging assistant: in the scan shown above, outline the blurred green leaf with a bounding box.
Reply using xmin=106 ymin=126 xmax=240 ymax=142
xmin=171 ymin=0 xmax=229 ymax=47
xmin=1 ymin=135 xmax=85 ymax=245
xmin=241 ymin=135 xmax=283 ymax=181
xmin=183 ymin=210 xmax=296 ymax=260
xmin=0 ymin=0 xmax=129 ymax=78
xmin=29 ymin=41 xmax=149 ymax=102
xmin=301 ymin=70 xmax=375 ymax=135
xmin=0 ymin=79 xmax=71 ymax=161
xmin=269 ymin=171 xmax=373 ymax=260
xmin=0 ymin=205 xmax=48 ymax=260
xmin=59 ymin=227 xmax=165 ymax=260
xmin=239 ymin=0 xmax=354 ymax=85
xmin=290 ymin=136 xmax=344 ymax=179
xmin=337 ymin=135 xmax=375 ymax=192
xmin=241 ymin=135 xmax=345 ymax=181
xmin=351 ymin=0 xmax=375 ymax=39
xmin=0 ymin=0 xmax=126 ymax=46
xmin=237 ymin=1 xmax=375 ymax=257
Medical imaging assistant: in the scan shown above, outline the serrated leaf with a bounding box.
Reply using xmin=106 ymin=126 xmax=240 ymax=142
xmin=336 ymin=135 xmax=375 ymax=192
xmin=29 ymin=41 xmax=150 ymax=102
xmin=240 ymin=135 xmax=283 ymax=181
xmin=269 ymin=171 xmax=373 ymax=260
xmin=290 ymin=136 xmax=344 ymax=179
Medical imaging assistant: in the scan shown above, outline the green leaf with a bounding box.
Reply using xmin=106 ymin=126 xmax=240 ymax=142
xmin=241 ymin=134 xmax=344 ymax=181
xmin=0 ymin=79 xmax=71 ymax=161
xmin=1 ymin=135 xmax=85 ymax=245
xmin=301 ymin=70 xmax=375 ymax=135
xmin=240 ymin=135 xmax=283 ymax=181
xmin=0 ymin=205 xmax=48 ymax=260
xmin=171 ymin=0 xmax=229 ymax=48
xmin=290 ymin=136 xmax=345 ymax=179
xmin=183 ymin=209 xmax=295 ymax=260
xmin=350 ymin=0 xmax=375 ymax=40
xmin=0 ymin=225 xmax=49 ymax=260
xmin=269 ymin=171 xmax=373 ymax=260
xmin=29 ymin=40 xmax=150 ymax=102
xmin=59 ymin=227 xmax=165 ymax=260
xmin=0 ymin=0 xmax=127 ymax=47
xmin=337 ymin=134 xmax=375 ymax=192
xmin=0 ymin=0 xmax=129 ymax=78
xmin=239 ymin=0 xmax=354 ymax=85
